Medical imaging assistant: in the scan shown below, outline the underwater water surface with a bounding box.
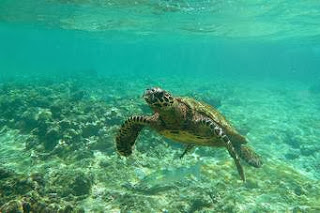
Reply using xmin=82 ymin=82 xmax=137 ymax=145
xmin=1 ymin=0 xmax=320 ymax=212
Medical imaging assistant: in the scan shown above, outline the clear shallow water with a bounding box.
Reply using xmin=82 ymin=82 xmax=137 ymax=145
xmin=0 ymin=1 xmax=320 ymax=212
xmin=1 ymin=0 xmax=320 ymax=40
xmin=1 ymin=23 xmax=320 ymax=82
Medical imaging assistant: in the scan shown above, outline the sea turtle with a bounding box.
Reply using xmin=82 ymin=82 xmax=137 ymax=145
xmin=116 ymin=87 xmax=262 ymax=181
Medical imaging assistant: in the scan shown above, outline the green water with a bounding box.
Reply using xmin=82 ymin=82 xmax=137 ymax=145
xmin=0 ymin=0 xmax=320 ymax=212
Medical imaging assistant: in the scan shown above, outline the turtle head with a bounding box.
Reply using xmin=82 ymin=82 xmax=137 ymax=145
xmin=144 ymin=87 xmax=175 ymax=110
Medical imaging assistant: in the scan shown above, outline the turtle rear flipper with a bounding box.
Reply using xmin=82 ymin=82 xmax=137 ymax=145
xmin=235 ymin=145 xmax=262 ymax=168
xmin=116 ymin=116 xmax=151 ymax=156
xmin=196 ymin=118 xmax=246 ymax=181
xmin=221 ymin=135 xmax=246 ymax=182
xmin=180 ymin=144 xmax=195 ymax=159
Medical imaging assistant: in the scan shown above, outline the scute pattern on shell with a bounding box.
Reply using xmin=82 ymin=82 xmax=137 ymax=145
xmin=180 ymin=97 xmax=247 ymax=144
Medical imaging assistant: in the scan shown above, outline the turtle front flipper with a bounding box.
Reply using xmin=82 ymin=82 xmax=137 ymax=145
xmin=197 ymin=118 xmax=246 ymax=182
xmin=116 ymin=116 xmax=151 ymax=157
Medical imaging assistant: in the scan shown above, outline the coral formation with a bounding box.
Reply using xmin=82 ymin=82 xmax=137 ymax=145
xmin=0 ymin=75 xmax=319 ymax=212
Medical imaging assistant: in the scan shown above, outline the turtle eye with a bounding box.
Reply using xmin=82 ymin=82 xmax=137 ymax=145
xmin=155 ymin=91 xmax=164 ymax=98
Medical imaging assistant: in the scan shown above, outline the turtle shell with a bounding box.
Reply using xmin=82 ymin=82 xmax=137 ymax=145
xmin=181 ymin=97 xmax=247 ymax=144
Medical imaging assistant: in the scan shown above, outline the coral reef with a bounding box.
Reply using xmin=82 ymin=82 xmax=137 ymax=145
xmin=0 ymin=75 xmax=319 ymax=212
xmin=0 ymin=78 xmax=115 ymax=158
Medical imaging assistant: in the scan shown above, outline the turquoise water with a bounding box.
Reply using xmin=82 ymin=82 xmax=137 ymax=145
xmin=1 ymin=0 xmax=320 ymax=212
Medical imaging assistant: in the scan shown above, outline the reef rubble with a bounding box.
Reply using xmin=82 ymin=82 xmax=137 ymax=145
xmin=0 ymin=75 xmax=319 ymax=212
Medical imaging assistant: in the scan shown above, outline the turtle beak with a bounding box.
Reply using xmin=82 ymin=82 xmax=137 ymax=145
xmin=143 ymin=88 xmax=151 ymax=98
xmin=144 ymin=87 xmax=164 ymax=104
xmin=143 ymin=88 xmax=154 ymax=103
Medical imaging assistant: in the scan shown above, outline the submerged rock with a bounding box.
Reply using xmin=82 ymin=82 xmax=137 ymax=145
xmin=47 ymin=169 xmax=92 ymax=198
xmin=82 ymin=122 xmax=101 ymax=138
xmin=0 ymin=167 xmax=14 ymax=179
xmin=88 ymin=135 xmax=114 ymax=152
xmin=300 ymin=145 xmax=320 ymax=156
xmin=44 ymin=126 xmax=61 ymax=150
xmin=71 ymin=175 xmax=92 ymax=196
xmin=0 ymin=200 xmax=25 ymax=213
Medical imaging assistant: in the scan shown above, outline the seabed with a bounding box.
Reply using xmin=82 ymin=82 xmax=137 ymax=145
xmin=0 ymin=74 xmax=320 ymax=212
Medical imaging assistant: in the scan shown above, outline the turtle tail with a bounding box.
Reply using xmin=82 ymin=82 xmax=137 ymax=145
xmin=235 ymin=145 xmax=262 ymax=168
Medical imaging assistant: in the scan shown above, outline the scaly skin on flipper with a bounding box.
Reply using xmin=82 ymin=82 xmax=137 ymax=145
xmin=234 ymin=144 xmax=262 ymax=168
xmin=116 ymin=116 xmax=151 ymax=156
xmin=116 ymin=87 xmax=262 ymax=182
xmin=195 ymin=117 xmax=246 ymax=181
